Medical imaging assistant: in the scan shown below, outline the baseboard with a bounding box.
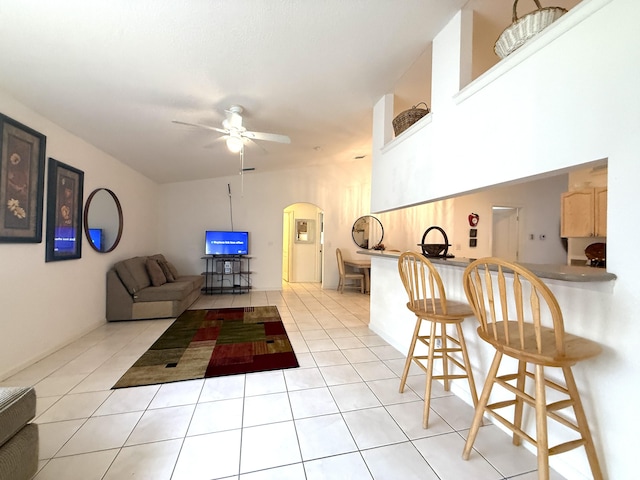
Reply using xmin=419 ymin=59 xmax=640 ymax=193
xmin=0 ymin=317 xmax=106 ymax=381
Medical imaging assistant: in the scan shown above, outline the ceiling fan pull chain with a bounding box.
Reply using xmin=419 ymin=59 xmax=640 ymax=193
xmin=227 ymin=183 xmax=234 ymax=231
xmin=240 ymin=146 xmax=245 ymax=196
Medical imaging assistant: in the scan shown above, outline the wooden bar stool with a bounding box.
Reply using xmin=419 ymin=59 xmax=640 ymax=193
xmin=397 ymin=251 xmax=478 ymax=428
xmin=462 ymin=257 xmax=603 ymax=480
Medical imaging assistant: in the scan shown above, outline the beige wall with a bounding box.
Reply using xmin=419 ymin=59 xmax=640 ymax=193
xmin=0 ymin=90 xmax=159 ymax=379
xmin=156 ymin=161 xmax=372 ymax=291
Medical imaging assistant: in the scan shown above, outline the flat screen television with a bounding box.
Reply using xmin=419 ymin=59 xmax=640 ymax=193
xmin=205 ymin=230 xmax=249 ymax=256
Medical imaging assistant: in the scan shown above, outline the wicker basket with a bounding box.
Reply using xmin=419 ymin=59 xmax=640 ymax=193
xmin=494 ymin=0 xmax=567 ymax=59
xmin=392 ymin=102 xmax=430 ymax=136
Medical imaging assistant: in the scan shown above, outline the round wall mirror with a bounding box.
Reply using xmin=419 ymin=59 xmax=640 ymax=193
xmin=83 ymin=188 xmax=123 ymax=253
xmin=352 ymin=215 xmax=384 ymax=249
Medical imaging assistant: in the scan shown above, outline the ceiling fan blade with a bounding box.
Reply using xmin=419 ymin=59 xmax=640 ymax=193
xmin=243 ymin=130 xmax=291 ymax=144
xmin=172 ymin=120 xmax=228 ymax=135
xmin=202 ymin=136 xmax=227 ymax=149
xmin=245 ymin=137 xmax=268 ymax=154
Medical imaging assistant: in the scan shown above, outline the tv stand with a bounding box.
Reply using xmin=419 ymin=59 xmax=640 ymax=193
xmin=201 ymin=256 xmax=251 ymax=294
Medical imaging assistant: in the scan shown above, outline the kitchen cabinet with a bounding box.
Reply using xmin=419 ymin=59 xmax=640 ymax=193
xmin=561 ymin=187 xmax=607 ymax=237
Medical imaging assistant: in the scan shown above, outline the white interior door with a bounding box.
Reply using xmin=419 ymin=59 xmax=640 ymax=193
xmin=282 ymin=211 xmax=292 ymax=282
xmin=492 ymin=206 xmax=520 ymax=261
xmin=316 ymin=212 xmax=323 ymax=283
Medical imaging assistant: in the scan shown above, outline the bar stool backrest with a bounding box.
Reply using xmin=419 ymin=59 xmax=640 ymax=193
xmin=398 ymin=251 xmax=450 ymax=318
xmin=463 ymin=257 xmax=566 ymax=359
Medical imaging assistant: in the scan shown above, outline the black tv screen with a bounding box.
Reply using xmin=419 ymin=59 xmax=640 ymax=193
xmin=205 ymin=231 xmax=248 ymax=256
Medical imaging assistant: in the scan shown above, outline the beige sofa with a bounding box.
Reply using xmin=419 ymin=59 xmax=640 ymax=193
xmin=107 ymin=254 xmax=203 ymax=321
xmin=0 ymin=387 xmax=38 ymax=480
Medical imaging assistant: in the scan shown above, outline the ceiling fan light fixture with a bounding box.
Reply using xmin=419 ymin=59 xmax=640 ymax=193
xmin=226 ymin=135 xmax=243 ymax=153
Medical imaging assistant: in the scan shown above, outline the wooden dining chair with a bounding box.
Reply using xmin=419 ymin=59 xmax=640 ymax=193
xmin=462 ymin=257 xmax=603 ymax=480
xmin=336 ymin=248 xmax=364 ymax=294
xmin=397 ymin=251 xmax=478 ymax=428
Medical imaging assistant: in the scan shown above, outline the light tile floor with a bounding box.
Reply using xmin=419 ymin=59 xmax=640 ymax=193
xmin=2 ymin=282 xmax=566 ymax=479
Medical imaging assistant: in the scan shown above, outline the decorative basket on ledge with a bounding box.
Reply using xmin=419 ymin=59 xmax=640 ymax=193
xmin=494 ymin=0 xmax=567 ymax=59
xmin=392 ymin=102 xmax=430 ymax=136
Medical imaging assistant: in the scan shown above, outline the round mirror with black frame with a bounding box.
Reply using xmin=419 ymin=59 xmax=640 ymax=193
xmin=83 ymin=188 xmax=123 ymax=253
xmin=352 ymin=215 xmax=384 ymax=249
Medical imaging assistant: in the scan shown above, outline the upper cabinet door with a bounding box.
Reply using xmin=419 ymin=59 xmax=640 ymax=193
xmin=561 ymin=188 xmax=607 ymax=238
xmin=561 ymin=190 xmax=595 ymax=237
xmin=595 ymin=187 xmax=607 ymax=237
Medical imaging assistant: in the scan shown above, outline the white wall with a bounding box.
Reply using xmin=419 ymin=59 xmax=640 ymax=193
xmin=156 ymin=160 xmax=371 ymax=291
xmin=370 ymin=1 xmax=639 ymax=478
xmin=0 ymin=90 xmax=159 ymax=379
xmin=374 ymin=174 xmax=569 ymax=264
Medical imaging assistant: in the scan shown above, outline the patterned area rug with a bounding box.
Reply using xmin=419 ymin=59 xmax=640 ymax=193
xmin=113 ymin=306 xmax=298 ymax=388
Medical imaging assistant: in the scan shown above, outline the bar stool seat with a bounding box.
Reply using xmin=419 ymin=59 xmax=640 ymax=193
xmin=462 ymin=257 xmax=603 ymax=480
xmin=397 ymin=251 xmax=478 ymax=428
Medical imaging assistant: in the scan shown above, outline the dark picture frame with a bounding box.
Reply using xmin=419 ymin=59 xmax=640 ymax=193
xmin=0 ymin=113 xmax=46 ymax=243
xmin=45 ymin=158 xmax=84 ymax=262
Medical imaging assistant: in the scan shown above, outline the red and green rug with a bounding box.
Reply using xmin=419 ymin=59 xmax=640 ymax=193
xmin=113 ymin=306 xmax=298 ymax=388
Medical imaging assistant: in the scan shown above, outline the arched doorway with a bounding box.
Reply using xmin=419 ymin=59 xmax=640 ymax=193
xmin=282 ymin=203 xmax=323 ymax=283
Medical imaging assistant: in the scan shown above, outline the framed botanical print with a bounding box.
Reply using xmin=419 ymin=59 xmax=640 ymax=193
xmin=45 ymin=158 xmax=84 ymax=262
xmin=0 ymin=113 xmax=46 ymax=242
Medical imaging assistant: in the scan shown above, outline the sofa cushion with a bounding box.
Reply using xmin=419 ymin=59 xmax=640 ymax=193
xmin=134 ymin=280 xmax=195 ymax=302
xmin=114 ymin=257 xmax=151 ymax=294
xmin=145 ymin=258 xmax=167 ymax=286
xmin=177 ymin=275 xmax=204 ymax=291
xmin=0 ymin=387 xmax=36 ymax=449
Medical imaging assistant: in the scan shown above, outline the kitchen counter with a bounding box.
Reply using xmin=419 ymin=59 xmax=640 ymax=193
xmin=357 ymin=250 xmax=616 ymax=283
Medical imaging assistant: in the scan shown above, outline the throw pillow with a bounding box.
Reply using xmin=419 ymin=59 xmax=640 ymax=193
xmin=148 ymin=253 xmax=167 ymax=264
xmin=158 ymin=261 xmax=176 ymax=282
xmin=166 ymin=261 xmax=179 ymax=279
xmin=145 ymin=258 xmax=167 ymax=286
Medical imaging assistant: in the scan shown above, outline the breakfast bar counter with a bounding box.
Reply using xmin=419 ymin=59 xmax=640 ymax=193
xmin=360 ymin=248 xmax=616 ymax=360
xmin=357 ymin=250 xmax=616 ymax=283
xmin=359 ymin=248 xmax=616 ymax=476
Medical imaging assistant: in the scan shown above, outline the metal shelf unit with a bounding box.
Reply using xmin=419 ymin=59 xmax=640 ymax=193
xmin=201 ymin=256 xmax=252 ymax=294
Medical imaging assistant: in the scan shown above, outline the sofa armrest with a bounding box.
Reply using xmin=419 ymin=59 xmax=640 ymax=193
xmin=106 ymin=269 xmax=134 ymax=321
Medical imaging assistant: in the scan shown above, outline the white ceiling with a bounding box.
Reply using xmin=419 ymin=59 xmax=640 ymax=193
xmin=0 ymin=0 xmax=578 ymax=184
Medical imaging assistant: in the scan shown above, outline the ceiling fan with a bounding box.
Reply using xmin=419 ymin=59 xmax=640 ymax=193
xmin=172 ymin=104 xmax=291 ymax=153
